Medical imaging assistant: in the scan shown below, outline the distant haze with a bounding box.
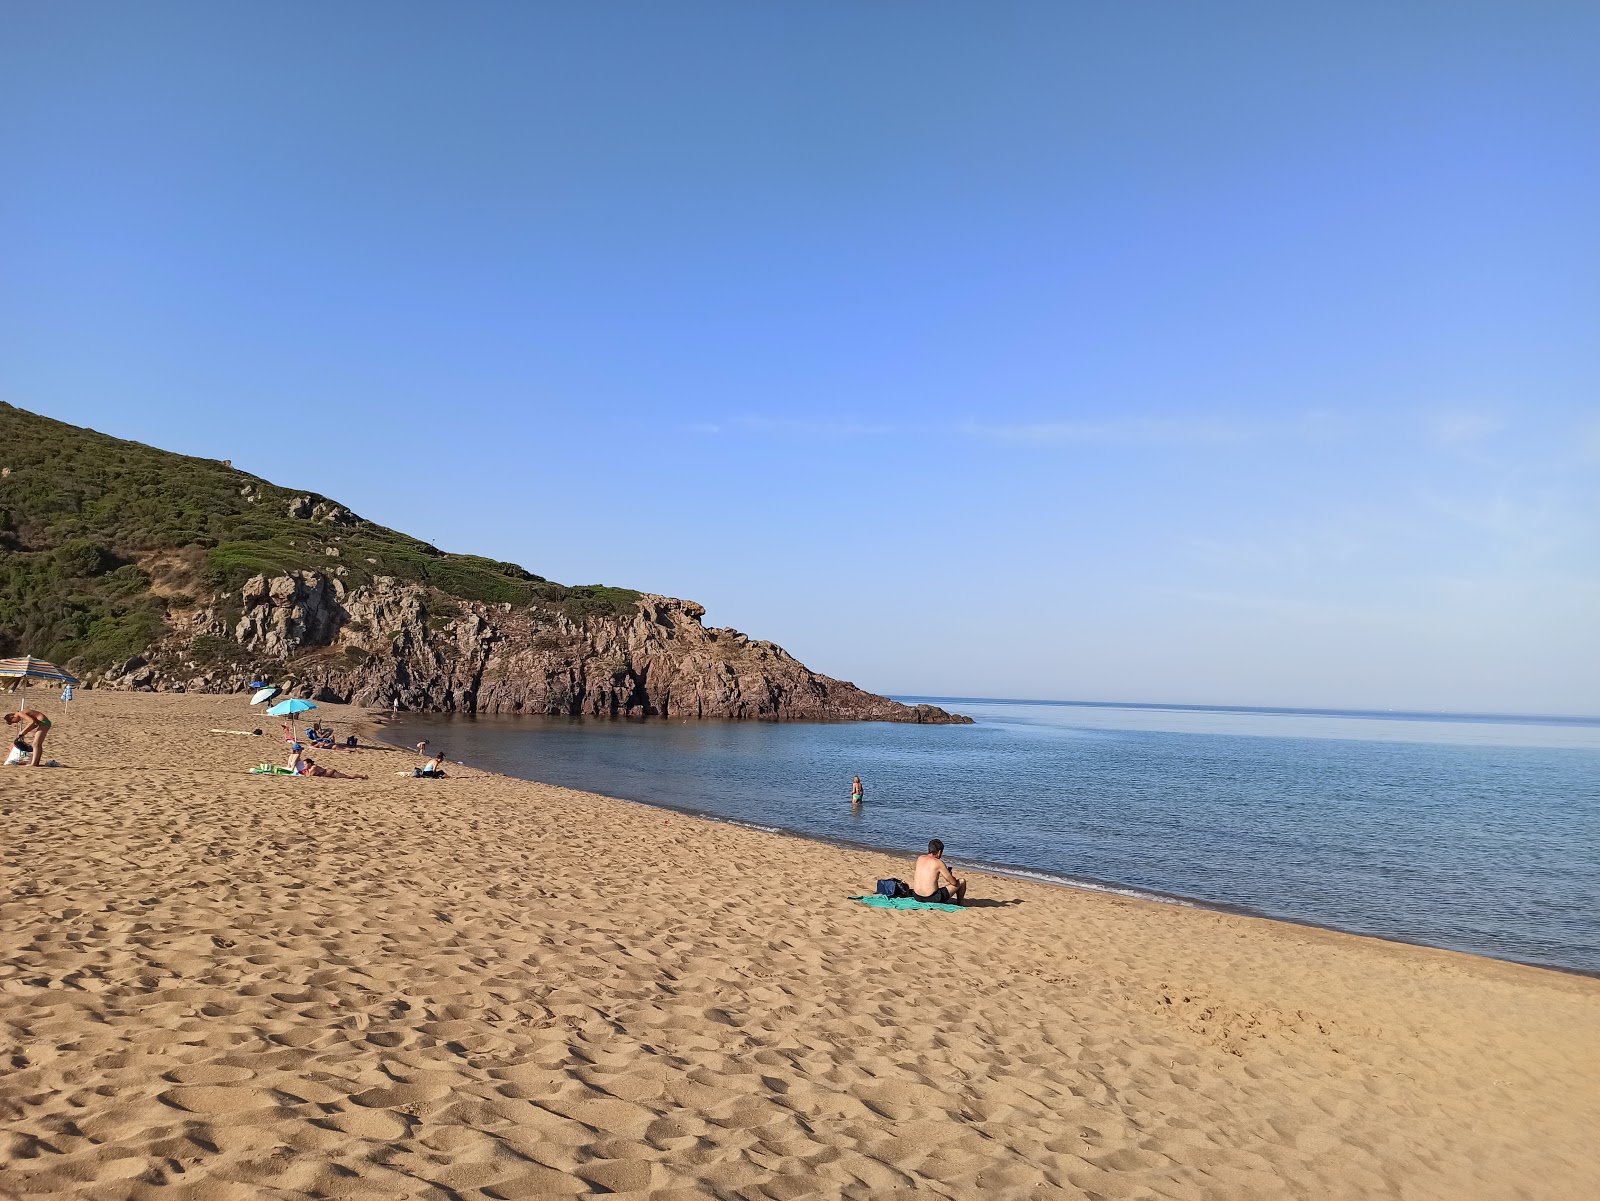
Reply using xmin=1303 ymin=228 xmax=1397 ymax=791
xmin=3 ymin=4 xmax=1596 ymax=714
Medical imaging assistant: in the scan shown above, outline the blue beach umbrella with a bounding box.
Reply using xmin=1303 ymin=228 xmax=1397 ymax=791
xmin=267 ymin=698 xmax=318 ymax=717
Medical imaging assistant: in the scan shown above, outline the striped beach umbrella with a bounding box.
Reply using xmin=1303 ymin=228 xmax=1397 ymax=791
xmin=0 ymin=656 xmax=80 ymax=686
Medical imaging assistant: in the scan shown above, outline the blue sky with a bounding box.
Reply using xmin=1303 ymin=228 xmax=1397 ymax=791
xmin=3 ymin=2 xmax=1596 ymax=713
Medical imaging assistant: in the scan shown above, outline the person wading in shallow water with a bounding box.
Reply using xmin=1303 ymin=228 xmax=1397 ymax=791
xmin=5 ymin=708 xmax=53 ymax=766
xmin=911 ymin=839 xmax=967 ymax=905
xmin=851 ymin=775 xmax=864 ymax=805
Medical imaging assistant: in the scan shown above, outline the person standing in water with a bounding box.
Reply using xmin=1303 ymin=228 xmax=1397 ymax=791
xmin=850 ymin=775 xmax=864 ymax=805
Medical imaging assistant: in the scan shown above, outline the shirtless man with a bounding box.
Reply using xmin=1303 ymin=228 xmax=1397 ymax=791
xmin=5 ymin=708 xmax=53 ymax=766
xmin=911 ymin=838 xmax=967 ymax=905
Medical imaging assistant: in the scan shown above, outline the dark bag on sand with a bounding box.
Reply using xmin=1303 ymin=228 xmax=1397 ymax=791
xmin=876 ymin=878 xmax=913 ymax=899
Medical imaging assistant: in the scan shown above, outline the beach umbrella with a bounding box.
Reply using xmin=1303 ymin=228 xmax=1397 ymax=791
xmin=250 ymin=686 xmax=279 ymax=705
xmin=266 ymin=698 xmax=318 ymax=717
xmin=0 ymin=656 xmax=80 ymax=687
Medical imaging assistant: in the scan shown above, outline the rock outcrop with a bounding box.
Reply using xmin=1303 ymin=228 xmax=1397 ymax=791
xmin=0 ymin=403 xmax=969 ymax=723
xmin=122 ymin=572 xmax=969 ymax=723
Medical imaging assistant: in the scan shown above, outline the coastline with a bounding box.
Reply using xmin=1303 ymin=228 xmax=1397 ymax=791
xmin=5 ymin=691 xmax=1599 ymax=1199
xmin=376 ymin=708 xmax=1600 ymax=980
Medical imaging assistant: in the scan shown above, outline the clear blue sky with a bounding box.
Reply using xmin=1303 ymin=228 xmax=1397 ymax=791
xmin=3 ymin=2 xmax=1596 ymax=714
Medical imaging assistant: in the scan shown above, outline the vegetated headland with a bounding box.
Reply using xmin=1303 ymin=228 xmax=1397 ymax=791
xmin=0 ymin=403 xmax=966 ymax=723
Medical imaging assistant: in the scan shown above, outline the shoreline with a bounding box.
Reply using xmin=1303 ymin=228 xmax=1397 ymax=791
xmin=372 ymin=708 xmax=1600 ymax=981
xmin=7 ymin=691 xmax=1599 ymax=1199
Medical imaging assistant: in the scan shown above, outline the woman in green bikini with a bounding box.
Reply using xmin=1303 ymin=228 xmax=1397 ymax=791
xmin=6 ymin=707 xmax=53 ymax=766
xmin=851 ymin=775 xmax=864 ymax=805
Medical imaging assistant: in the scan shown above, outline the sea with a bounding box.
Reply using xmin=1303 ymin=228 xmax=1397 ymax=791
xmin=389 ymin=699 xmax=1600 ymax=975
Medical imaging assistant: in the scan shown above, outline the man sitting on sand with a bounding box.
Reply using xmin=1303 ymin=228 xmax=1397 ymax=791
xmin=300 ymin=758 xmax=367 ymax=780
xmin=912 ymin=839 xmax=967 ymax=905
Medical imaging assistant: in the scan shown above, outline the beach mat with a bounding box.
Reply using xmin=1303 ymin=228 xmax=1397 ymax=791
xmin=852 ymin=895 xmax=963 ymax=913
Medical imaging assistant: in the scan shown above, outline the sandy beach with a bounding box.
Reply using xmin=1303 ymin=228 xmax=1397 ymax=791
xmin=3 ymin=692 xmax=1597 ymax=1200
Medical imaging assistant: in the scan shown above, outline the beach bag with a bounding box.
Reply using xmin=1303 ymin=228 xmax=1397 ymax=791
xmin=876 ymin=878 xmax=912 ymax=899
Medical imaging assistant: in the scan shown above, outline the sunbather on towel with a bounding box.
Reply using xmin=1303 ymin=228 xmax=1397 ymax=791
xmin=414 ymin=752 xmax=448 ymax=778
xmin=301 ymin=758 xmax=366 ymax=780
xmin=911 ymin=839 xmax=967 ymax=905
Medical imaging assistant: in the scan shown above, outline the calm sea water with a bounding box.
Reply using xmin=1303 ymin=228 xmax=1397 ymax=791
xmin=390 ymin=699 xmax=1600 ymax=974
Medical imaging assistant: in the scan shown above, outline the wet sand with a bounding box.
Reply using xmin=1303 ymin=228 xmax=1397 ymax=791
xmin=3 ymin=691 xmax=1597 ymax=1199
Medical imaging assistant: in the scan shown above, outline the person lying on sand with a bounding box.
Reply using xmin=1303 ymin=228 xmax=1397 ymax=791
xmin=300 ymin=758 xmax=366 ymax=780
xmin=911 ymin=838 xmax=967 ymax=905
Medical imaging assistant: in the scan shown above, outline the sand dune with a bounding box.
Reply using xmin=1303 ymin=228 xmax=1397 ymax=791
xmin=2 ymin=692 xmax=1597 ymax=1199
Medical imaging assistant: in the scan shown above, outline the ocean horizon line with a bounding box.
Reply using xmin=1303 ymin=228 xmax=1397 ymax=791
xmin=891 ymin=695 xmax=1600 ymax=728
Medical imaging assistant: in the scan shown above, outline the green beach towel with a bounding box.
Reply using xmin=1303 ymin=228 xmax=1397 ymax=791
xmin=852 ymin=895 xmax=963 ymax=913
xmin=250 ymin=764 xmax=296 ymax=775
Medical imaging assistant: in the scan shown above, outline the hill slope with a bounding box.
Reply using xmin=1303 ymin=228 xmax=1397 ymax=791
xmin=0 ymin=404 xmax=966 ymax=722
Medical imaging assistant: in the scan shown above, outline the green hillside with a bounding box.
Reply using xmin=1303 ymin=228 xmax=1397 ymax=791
xmin=0 ymin=404 xmax=638 ymax=670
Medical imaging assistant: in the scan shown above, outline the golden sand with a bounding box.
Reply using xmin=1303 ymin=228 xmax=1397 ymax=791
xmin=2 ymin=691 xmax=1597 ymax=1199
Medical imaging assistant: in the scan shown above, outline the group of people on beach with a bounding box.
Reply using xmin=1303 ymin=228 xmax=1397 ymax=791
xmin=412 ymin=741 xmax=448 ymax=777
xmin=267 ymin=726 xmax=448 ymax=781
xmin=9 ymin=697 xmax=967 ymax=902
xmin=284 ymin=738 xmax=367 ymax=779
xmin=277 ymin=722 xmax=366 ymax=778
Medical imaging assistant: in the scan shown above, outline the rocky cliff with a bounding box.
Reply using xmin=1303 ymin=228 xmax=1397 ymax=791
xmin=0 ymin=403 xmax=967 ymax=724
xmin=108 ymin=570 xmax=969 ymax=723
